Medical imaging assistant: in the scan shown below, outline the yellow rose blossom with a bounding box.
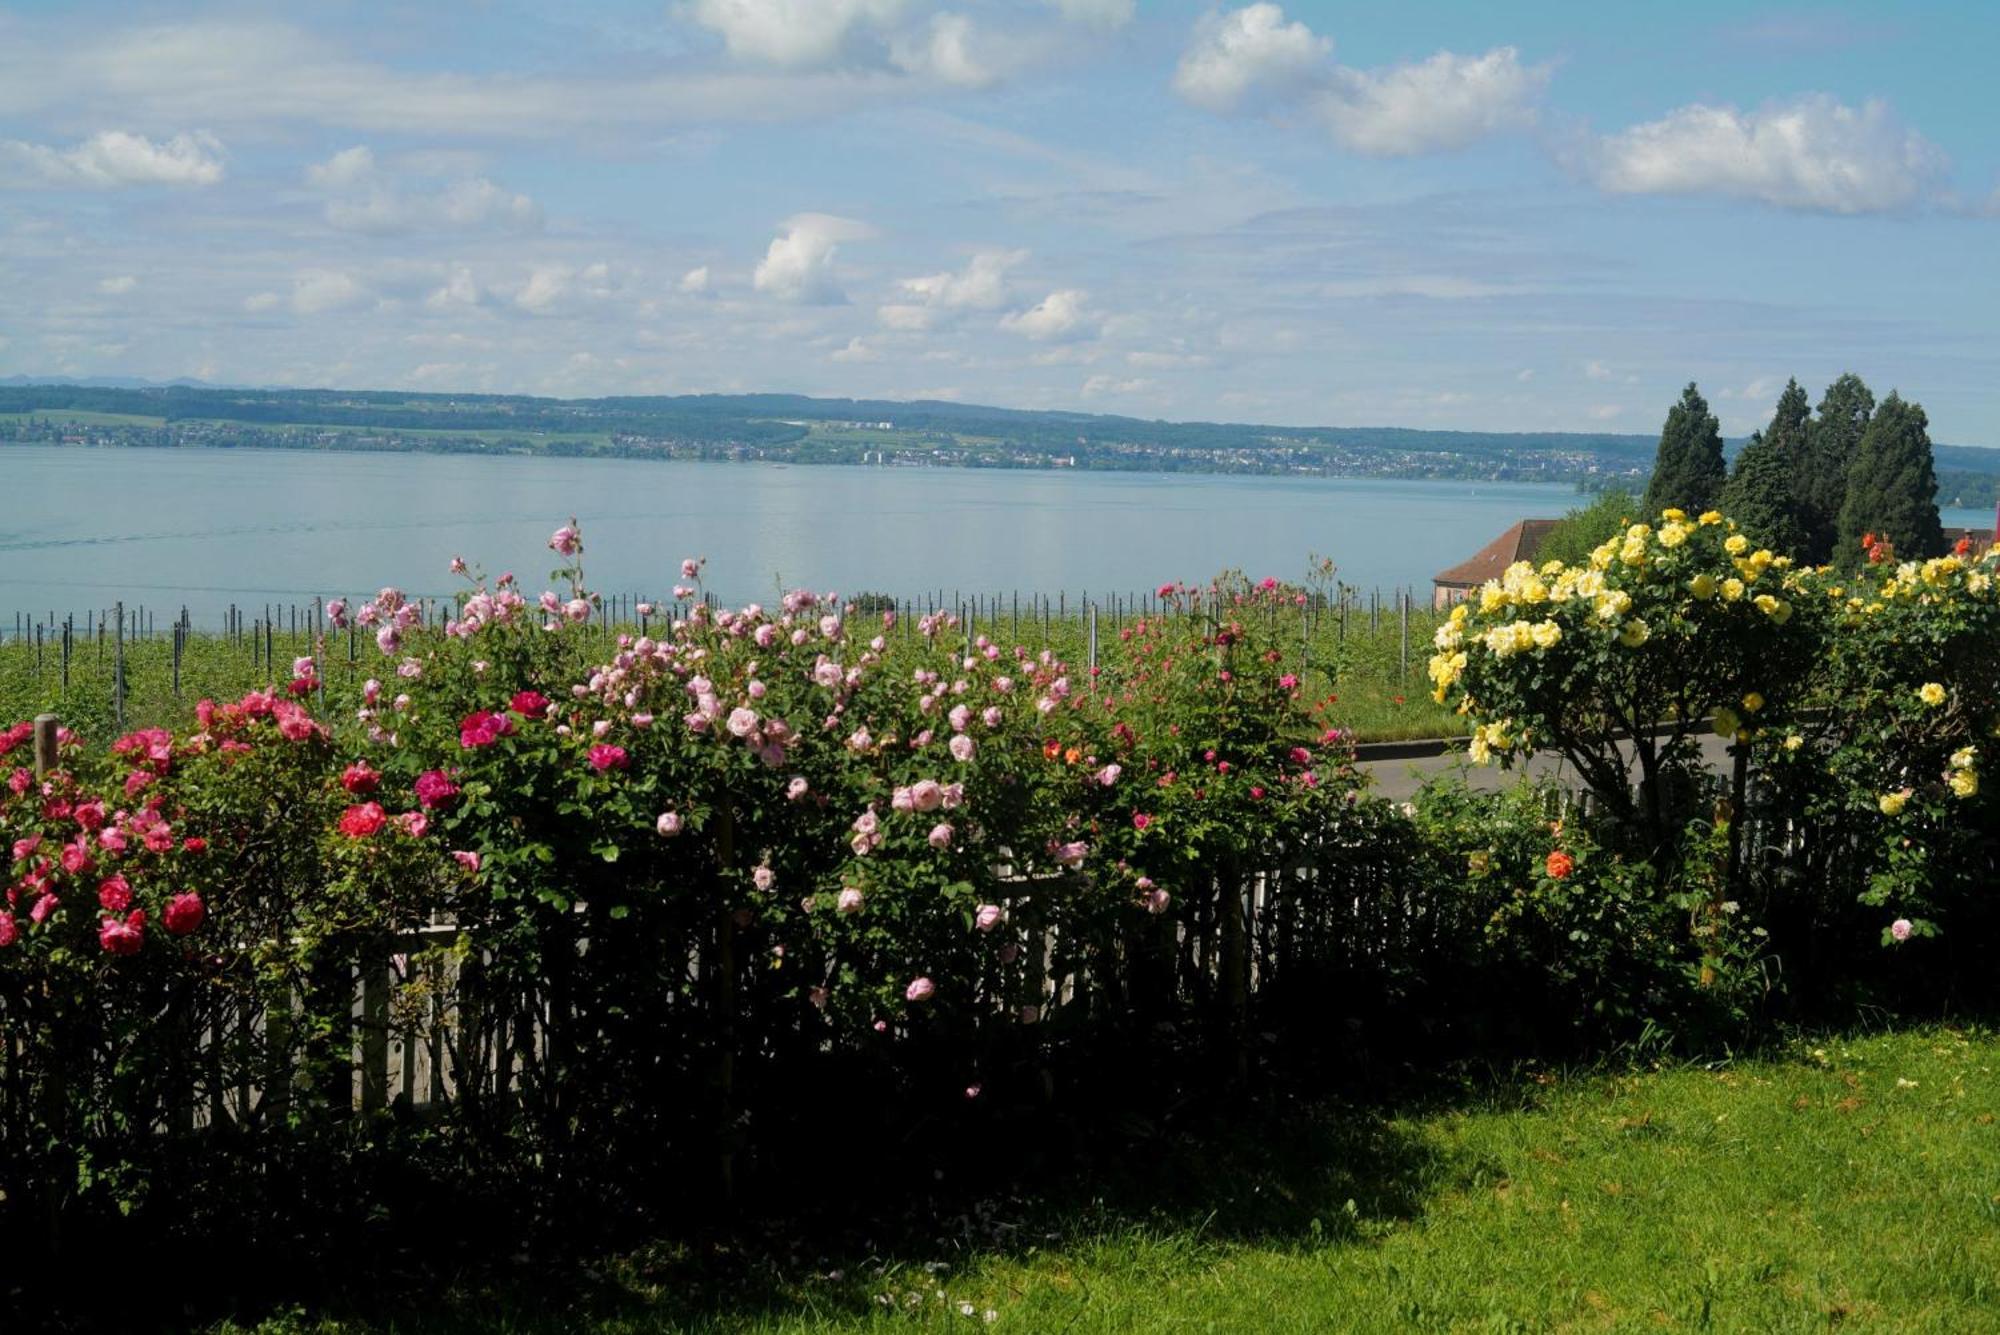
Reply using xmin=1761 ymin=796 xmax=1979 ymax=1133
xmin=1784 ymin=734 xmax=1804 ymax=752
xmin=1657 ymin=522 xmax=1689 ymax=548
xmin=1479 ymin=584 xmax=1510 ymax=614
xmin=1697 ymin=510 xmax=1723 ymax=526
xmin=1879 ymin=789 xmax=1911 ymax=816
xmin=1618 ymin=618 xmax=1650 ymax=648
xmin=1741 ymin=692 xmax=1764 ymax=714
xmin=1594 ymin=590 xmax=1632 ymax=621
xmin=1660 ymin=508 xmax=1686 ymax=522
xmin=1918 ymin=682 xmax=1947 ymax=707
xmin=1722 ymin=578 xmax=1746 ymax=601
xmin=1951 ymin=769 xmax=1979 ymax=799
xmin=1724 ymin=534 xmax=1749 ymax=555
xmin=1950 ymin=745 xmax=1977 ymax=770
xmin=1688 ymin=573 xmax=1717 ymax=599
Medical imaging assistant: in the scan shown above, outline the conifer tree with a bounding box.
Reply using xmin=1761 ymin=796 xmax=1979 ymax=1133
xmin=1801 ymin=373 xmax=1873 ymax=563
xmin=1719 ymin=379 xmax=1810 ymax=557
xmin=1641 ymin=383 xmax=1727 ymax=517
xmin=1836 ymin=392 xmax=1944 ymax=563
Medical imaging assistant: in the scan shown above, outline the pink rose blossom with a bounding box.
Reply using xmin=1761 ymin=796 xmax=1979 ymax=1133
xmin=837 ymin=887 xmax=864 ymax=914
xmin=786 ymin=777 xmax=810 ymax=802
xmin=656 ymin=811 xmax=683 ymax=837
xmin=927 ymin=822 xmax=954 ymax=849
xmin=975 ymin=904 xmax=1004 ymax=932
xmin=163 ymin=892 xmax=204 ymax=936
xmin=949 ymin=734 xmax=976 ymax=763
xmin=452 ymin=850 xmax=482 ymax=872
xmin=905 ymin=976 xmax=936 ymax=1003
xmin=1891 ymin=918 xmax=1913 ymax=942
xmin=752 ymin=865 xmax=776 ymax=892
xmin=588 ymin=744 xmax=629 ymax=772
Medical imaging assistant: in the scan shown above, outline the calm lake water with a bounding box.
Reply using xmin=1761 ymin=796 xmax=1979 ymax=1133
xmin=0 ymin=446 xmax=1986 ymax=625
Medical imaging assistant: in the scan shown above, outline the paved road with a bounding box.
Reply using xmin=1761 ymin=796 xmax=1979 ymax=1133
xmin=1357 ymin=732 xmax=1737 ymax=801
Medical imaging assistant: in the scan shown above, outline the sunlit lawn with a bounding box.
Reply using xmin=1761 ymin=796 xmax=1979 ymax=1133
xmin=229 ymin=1027 xmax=2000 ymax=1333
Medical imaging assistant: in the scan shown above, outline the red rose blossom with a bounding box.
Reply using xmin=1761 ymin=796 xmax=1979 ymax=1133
xmin=163 ymin=892 xmax=204 ymax=936
xmin=588 ymin=744 xmax=630 ymax=772
xmin=509 ymin=690 xmax=551 ymax=720
xmin=1546 ymin=850 xmax=1575 ymax=880
xmin=338 ymin=802 xmax=388 ymax=838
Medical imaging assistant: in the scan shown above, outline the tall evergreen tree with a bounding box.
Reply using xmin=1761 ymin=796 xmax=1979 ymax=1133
xmin=1800 ymin=373 xmax=1873 ymax=563
xmin=1641 ymin=382 xmax=1727 ymax=517
xmin=1836 ymin=392 xmax=1944 ymax=563
xmin=1720 ymin=430 xmax=1808 ymax=557
xmin=1719 ymin=379 xmax=1811 ymax=557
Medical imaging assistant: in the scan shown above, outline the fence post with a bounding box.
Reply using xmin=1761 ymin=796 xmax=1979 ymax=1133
xmin=1087 ymin=601 xmax=1098 ymax=675
xmin=33 ymin=713 xmax=58 ymax=779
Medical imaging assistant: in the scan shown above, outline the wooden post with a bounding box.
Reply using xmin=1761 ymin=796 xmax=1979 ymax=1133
xmin=33 ymin=713 xmax=58 ymax=779
xmin=114 ymin=600 xmax=126 ymax=731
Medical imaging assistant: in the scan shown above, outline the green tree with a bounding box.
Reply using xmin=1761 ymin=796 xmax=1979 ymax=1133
xmin=1801 ymin=373 xmax=1873 ymax=563
xmin=1836 ymin=392 xmax=1944 ymax=563
xmin=1719 ymin=380 xmax=1810 ymax=557
xmin=1538 ymin=488 xmax=1639 ymax=569
xmin=1642 ymin=383 xmax=1727 ymax=518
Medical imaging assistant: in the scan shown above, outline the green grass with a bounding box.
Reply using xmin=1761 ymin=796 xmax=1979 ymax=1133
xmin=219 ymin=1028 xmax=2000 ymax=1333
xmin=0 ymin=408 xmax=168 ymax=426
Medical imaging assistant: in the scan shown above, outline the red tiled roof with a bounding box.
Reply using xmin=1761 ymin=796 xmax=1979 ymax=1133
xmin=1433 ymin=518 xmax=1560 ymax=589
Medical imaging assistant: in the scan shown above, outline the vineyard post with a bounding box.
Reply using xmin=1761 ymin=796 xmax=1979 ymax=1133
xmin=1399 ymin=590 xmax=1409 ymax=683
xmin=1088 ymin=601 xmax=1098 ymax=675
xmin=114 ymin=600 xmax=125 ymax=730
xmin=32 ymin=713 xmax=57 ymax=780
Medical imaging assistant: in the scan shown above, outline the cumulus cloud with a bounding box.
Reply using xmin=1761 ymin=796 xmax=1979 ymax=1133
xmin=1173 ymin=6 xmax=1543 ymax=157
xmin=897 ymin=249 xmax=1025 ymax=311
xmin=306 ymin=145 xmax=542 ymax=234
xmin=889 ymin=13 xmax=995 ymax=88
xmin=680 ymin=265 xmax=712 ymax=295
xmin=829 ymin=336 xmax=882 ymax=363
xmin=1316 ymin=48 xmax=1546 ymax=156
xmin=1172 ymin=4 xmax=1327 ymax=112
xmin=1000 ymin=289 xmax=1094 ymax=341
xmin=0 ymin=129 xmax=224 ymax=187
xmin=1585 ymin=95 xmax=1946 ymax=214
xmin=515 ymin=261 xmax=614 ymax=313
xmin=1046 ymin=0 xmax=1134 ymax=30
xmin=291 ymin=268 xmax=368 ymax=315
xmin=685 ymin=0 xmax=908 ymax=69
xmin=753 ymin=213 xmax=875 ymax=304
xmin=424 ymin=264 xmax=481 ymax=311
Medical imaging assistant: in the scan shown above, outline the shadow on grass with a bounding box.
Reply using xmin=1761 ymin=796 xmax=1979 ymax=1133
xmin=164 ymin=1066 xmax=1508 ymax=1335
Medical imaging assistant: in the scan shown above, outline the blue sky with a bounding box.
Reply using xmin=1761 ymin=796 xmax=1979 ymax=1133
xmin=0 ymin=1 xmax=1995 ymax=441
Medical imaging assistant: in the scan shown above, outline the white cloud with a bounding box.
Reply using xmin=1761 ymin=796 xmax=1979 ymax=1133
xmin=679 ymin=265 xmax=712 ymax=295
xmin=305 ymin=144 xmax=374 ymax=189
xmin=876 ymin=303 xmax=936 ymax=330
xmin=424 ymin=264 xmax=481 ymax=311
xmin=686 ymin=0 xmax=908 ymax=69
xmin=307 ymin=145 xmax=542 ymax=234
xmin=897 ymin=248 xmax=1025 ymax=311
xmin=753 ymin=212 xmax=875 ymax=304
xmin=1127 ymin=349 xmax=1209 ymax=370
xmin=1315 ymin=47 xmax=1546 ymax=156
xmin=889 ymin=13 xmax=995 ymax=89
xmin=1319 ymin=275 xmax=1522 ymax=299
xmin=1587 ymin=95 xmax=1946 ymax=214
xmin=514 ymin=261 xmax=614 ymax=313
xmin=242 ymin=291 xmax=282 ymax=313
xmin=97 ymin=275 xmax=138 ymax=295
xmin=1081 ymin=373 xmax=1153 ymax=396
xmin=1172 ymin=4 xmax=1327 ymax=113
xmin=291 ymin=269 xmax=367 ymax=315
xmin=1046 ymin=0 xmax=1134 ymax=30
xmin=1001 ymin=288 xmax=1094 ymax=341
xmin=830 ymin=336 xmax=882 ymax=363
xmin=1173 ymin=7 xmax=1543 ymax=157
xmin=1515 ymin=368 xmax=1536 ymax=383
xmin=1587 ymin=404 xmax=1624 ymax=421
xmin=0 ymin=129 xmax=224 ymax=188
xmin=1582 ymin=359 xmax=1612 ymax=381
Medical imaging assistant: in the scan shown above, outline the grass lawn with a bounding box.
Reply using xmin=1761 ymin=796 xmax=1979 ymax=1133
xmin=227 ymin=1027 xmax=2000 ymax=1333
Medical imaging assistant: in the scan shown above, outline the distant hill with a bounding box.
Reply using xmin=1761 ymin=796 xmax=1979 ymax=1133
xmin=0 ymin=381 xmax=1991 ymax=492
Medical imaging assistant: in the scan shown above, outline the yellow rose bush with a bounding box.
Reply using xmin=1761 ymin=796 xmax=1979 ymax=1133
xmin=1430 ymin=512 xmax=1822 ymax=853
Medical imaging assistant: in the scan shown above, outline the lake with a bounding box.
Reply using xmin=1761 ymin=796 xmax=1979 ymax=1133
xmin=0 ymin=446 xmax=1986 ymax=625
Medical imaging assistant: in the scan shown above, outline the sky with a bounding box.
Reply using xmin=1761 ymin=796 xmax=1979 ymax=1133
xmin=0 ymin=0 xmax=1996 ymax=441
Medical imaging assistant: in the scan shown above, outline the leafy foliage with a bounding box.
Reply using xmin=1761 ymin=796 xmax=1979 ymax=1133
xmin=1641 ymin=383 xmax=1727 ymax=518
